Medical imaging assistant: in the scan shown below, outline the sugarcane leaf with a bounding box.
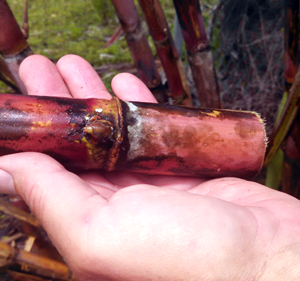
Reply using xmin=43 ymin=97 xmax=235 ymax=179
xmin=264 ymin=70 xmax=300 ymax=166
xmin=274 ymin=91 xmax=288 ymax=125
xmin=265 ymin=148 xmax=284 ymax=189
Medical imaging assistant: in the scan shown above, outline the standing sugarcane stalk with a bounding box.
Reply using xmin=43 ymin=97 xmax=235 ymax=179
xmin=0 ymin=0 xmax=33 ymax=95
xmin=110 ymin=0 xmax=168 ymax=103
xmin=137 ymin=0 xmax=193 ymax=106
xmin=173 ymin=0 xmax=221 ymax=108
xmin=0 ymin=93 xmax=266 ymax=178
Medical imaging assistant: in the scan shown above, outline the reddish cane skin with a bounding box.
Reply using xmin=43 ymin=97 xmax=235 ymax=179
xmin=173 ymin=0 xmax=221 ymax=109
xmin=0 ymin=0 xmax=28 ymax=55
xmin=137 ymin=0 xmax=187 ymax=101
xmin=0 ymin=94 xmax=266 ymax=178
xmin=118 ymin=102 xmax=266 ymax=178
xmin=173 ymin=0 xmax=208 ymax=52
xmin=111 ymin=0 xmax=162 ymax=90
xmin=0 ymin=94 xmax=120 ymax=171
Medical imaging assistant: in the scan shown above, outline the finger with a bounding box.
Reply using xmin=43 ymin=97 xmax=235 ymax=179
xmin=0 ymin=153 xmax=107 ymax=253
xmin=19 ymin=55 xmax=71 ymax=98
xmin=56 ymin=55 xmax=111 ymax=99
xmin=111 ymin=73 xmax=157 ymax=103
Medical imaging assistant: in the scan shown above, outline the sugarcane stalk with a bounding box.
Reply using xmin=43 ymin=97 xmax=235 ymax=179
xmin=7 ymin=270 xmax=57 ymax=281
xmin=173 ymin=0 xmax=221 ymax=108
xmin=110 ymin=0 xmax=168 ymax=103
xmin=136 ymin=0 xmax=192 ymax=106
xmin=0 ymin=94 xmax=266 ymax=178
xmin=0 ymin=0 xmax=33 ymax=95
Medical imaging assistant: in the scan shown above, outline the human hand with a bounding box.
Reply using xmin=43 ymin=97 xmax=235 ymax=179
xmin=0 ymin=54 xmax=300 ymax=280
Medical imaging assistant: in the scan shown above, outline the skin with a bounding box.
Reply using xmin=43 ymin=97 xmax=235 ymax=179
xmin=0 ymin=54 xmax=300 ymax=280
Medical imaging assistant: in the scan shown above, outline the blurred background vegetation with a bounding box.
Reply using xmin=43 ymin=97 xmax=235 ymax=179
xmin=2 ymin=0 xmax=284 ymax=135
xmin=2 ymin=0 xmax=217 ymax=91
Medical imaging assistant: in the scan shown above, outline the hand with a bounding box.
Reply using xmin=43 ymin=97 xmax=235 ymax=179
xmin=0 ymin=55 xmax=300 ymax=280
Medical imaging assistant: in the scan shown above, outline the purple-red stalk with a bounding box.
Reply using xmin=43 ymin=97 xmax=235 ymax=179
xmin=137 ymin=0 xmax=192 ymax=106
xmin=173 ymin=0 xmax=221 ymax=108
xmin=0 ymin=0 xmax=33 ymax=95
xmin=0 ymin=94 xmax=266 ymax=178
xmin=111 ymin=0 xmax=167 ymax=103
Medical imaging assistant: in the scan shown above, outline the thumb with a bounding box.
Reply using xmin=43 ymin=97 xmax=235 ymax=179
xmin=0 ymin=152 xmax=107 ymax=256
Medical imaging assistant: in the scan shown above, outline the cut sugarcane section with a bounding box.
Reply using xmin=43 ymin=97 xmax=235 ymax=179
xmin=0 ymin=94 xmax=266 ymax=178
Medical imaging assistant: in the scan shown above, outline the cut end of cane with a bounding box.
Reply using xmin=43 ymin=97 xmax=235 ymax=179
xmin=252 ymin=111 xmax=268 ymax=147
xmin=251 ymin=111 xmax=268 ymax=173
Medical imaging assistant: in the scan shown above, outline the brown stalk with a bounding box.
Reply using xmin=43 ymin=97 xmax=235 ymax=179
xmin=173 ymin=0 xmax=221 ymax=108
xmin=7 ymin=270 xmax=54 ymax=281
xmin=1 ymin=233 xmax=24 ymax=244
xmin=136 ymin=0 xmax=192 ymax=106
xmin=0 ymin=200 xmax=40 ymax=228
xmin=111 ymin=0 xmax=168 ymax=103
xmin=0 ymin=241 xmax=75 ymax=280
xmin=104 ymin=26 xmax=123 ymax=47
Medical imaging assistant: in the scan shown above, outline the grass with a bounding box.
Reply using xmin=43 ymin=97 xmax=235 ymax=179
xmin=7 ymin=0 xmax=128 ymax=64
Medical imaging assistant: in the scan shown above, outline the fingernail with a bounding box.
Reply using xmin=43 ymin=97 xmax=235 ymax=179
xmin=0 ymin=169 xmax=15 ymax=194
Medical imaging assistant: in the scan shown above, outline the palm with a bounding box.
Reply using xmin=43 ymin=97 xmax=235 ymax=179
xmin=64 ymin=170 xmax=300 ymax=280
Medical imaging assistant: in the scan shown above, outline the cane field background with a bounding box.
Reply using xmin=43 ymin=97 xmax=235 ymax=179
xmin=2 ymin=0 xmax=284 ymax=135
xmin=2 ymin=0 xmax=218 ymax=92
